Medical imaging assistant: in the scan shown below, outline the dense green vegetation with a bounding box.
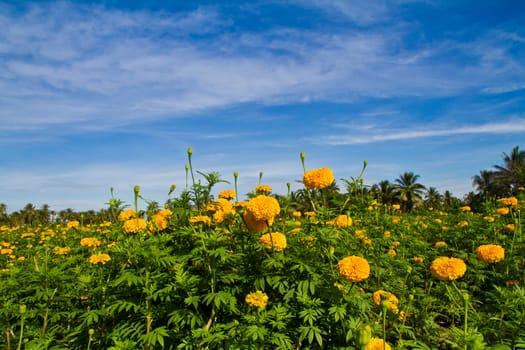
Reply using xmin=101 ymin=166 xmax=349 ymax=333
xmin=1 ymin=146 xmax=524 ymax=349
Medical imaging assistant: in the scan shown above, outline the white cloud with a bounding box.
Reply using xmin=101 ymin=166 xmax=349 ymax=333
xmin=314 ymin=119 xmax=525 ymax=145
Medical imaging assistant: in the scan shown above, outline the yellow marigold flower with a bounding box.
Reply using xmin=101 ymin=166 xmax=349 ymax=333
xmin=259 ymin=232 xmax=287 ymax=251
xmin=366 ymin=338 xmax=392 ymax=350
xmin=21 ymin=233 xmax=35 ymax=238
xmin=362 ymin=238 xmax=372 ymax=246
xmin=148 ymin=214 xmax=169 ymax=232
xmin=498 ymin=197 xmax=518 ymax=207
xmin=88 ymin=253 xmax=111 ymax=265
xmin=506 ymin=224 xmax=515 ymax=232
xmin=245 ymin=291 xmax=268 ymax=309
xmin=53 ymin=246 xmax=70 ymax=255
xmin=435 ymin=241 xmax=447 ymax=248
xmin=496 ymin=207 xmax=510 ymax=215
xmin=66 ymin=221 xmax=80 ymax=229
xmin=434 ymin=218 xmax=442 ymax=224
xmin=413 ymin=256 xmax=424 ymax=263
xmin=456 ymin=220 xmax=469 ymax=229
xmin=392 ymin=217 xmax=401 ymax=224
xmin=157 ymin=209 xmax=172 ymax=217
xmin=304 ymin=211 xmax=316 ymax=218
xmin=460 ymin=206 xmax=471 ymax=212
xmin=212 ymin=198 xmax=235 ymax=223
xmin=255 ymin=185 xmax=273 ymax=194
xmin=189 ymin=215 xmax=211 ymax=226
xmin=337 ymin=256 xmax=370 ymax=282
xmin=476 ymin=244 xmax=505 ymax=263
xmin=334 ymin=214 xmax=352 ymax=228
xmin=80 ymin=237 xmax=102 ymax=249
xmin=243 ymin=211 xmax=271 ymax=232
xmin=119 ymin=209 xmax=137 ymax=221
xmin=1 ymin=248 xmax=13 ymax=255
xmin=123 ymin=218 xmax=147 ymax=233
xmin=483 ymin=216 xmax=495 ymax=223
xmin=303 ymin=167 xmax=334 ymax=190
xmin=292 ymin=211 xmax=302 ymax=217
xmin=218 ymin=189 xmax=236 ymax=200
xmin=392 ymin=241 xmax=401 ymax=247
xmin=430 ymin=257 xmax=467 ymax=281
xmin=372 ymin=290 xmax=399 ymax=314
xmin=383 ymin=230 xmax=391 ymax=238
xmin=387 ymin=249 xmax=396 ymax=256
xmin=354 ymin=229 xmax=366 ymax=239
xmin=245 ymin=195 xmax=280 ymax=222
xmin=391 ymin=204 xmax=401 ymax=210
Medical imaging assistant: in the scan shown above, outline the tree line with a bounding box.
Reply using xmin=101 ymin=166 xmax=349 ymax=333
xmin=1 ymin=146 xmax=523 ymax=226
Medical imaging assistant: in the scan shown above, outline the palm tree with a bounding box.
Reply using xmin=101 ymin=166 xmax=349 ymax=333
xmin=394 ymin=172 xmax=426 ymax=211
xmin=494 ymin=146 xmax=525 ymax=195
xmin=370 ymin=180 xmax=397 ymax=206
xmin=424 ymin=187 xmax=443 ymax=209
xmin=472 ymin=169 xmax=499 ymax=200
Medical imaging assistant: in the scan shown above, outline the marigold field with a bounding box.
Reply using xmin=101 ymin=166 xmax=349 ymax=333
xmin=1 ymin=152 xmax=525 ymax=350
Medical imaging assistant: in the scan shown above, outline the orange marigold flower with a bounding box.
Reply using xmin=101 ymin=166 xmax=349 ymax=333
xmin=66 ymin=221 xmax=80 ymax=229
xmin=435 ymin=241 xmax=447 ymax=248
xmin=118 ymin=209 xmax=136 ymax=221
xmin=245 ymin=195 xmax=280 ymax=222
xmin=218 ymin=189 xmax=236 ymax=200
xmin=460 ymin=206 xmax=471 ymax=212
xmin=156 ymin=209 xmax=172 ymax=217
xmin=88 ymin=253 xmax=111 ymax=265
xmin=303 ymin=167 xmax=334 ymax=190
xmin=243 ymin=211 xmax=272 ymax=232
xmin=496 ymin=207 xmax=510 ymax=215
xmin=366 ymin=338 xmax=392 ymax=350
xmin=53 ymin=246 xmax=70 ymax=255
xmin=506 ymin=224 xmax=515 ymax=232
xmin=259 ymin=232 xmax=287 ymax=251
xmin=413 ymin=256 xmax=424 ymax=263
xmin=337 ymin=256 xmax=370 ymax=282
xmin=430 ymin=257 xmax=467 ymax=281
xmin=245 ymin=291 xmax=268 ymax=309
xmin=476 ymin=244 xmax=505 ymax=263
xmin=123 ymin=218 xmax=147 ymax=233
xmin=456 ymin=220 xmax=469 ymax=228
xmin=334 ymin=214 xmax=352 ymax=228
xmin=498 ymin=197 xmax=518 ymax=207
xmin=372 ymin=290 xmax=399 ymax=314
xmin=148 ymin=213 xmax=169 ymax=232
xmin=392 ymin=217 xmax=401 ymax=224
xmin=80 ymin=237 xmax=102 ymax=249
xmin=255 ymin=185 xmax=273 ymax=194
xmin=189 ymin=215 xmax=211 ymax=226
xmin=1 ymin=248 xmax=13 ymax=255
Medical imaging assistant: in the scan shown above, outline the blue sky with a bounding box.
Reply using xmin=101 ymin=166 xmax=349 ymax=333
xmin=1 ymin=0 xmax=525 ymax=213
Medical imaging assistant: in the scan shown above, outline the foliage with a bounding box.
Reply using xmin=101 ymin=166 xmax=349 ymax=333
xmin=1 ymin=148 xmax=525 ymax=349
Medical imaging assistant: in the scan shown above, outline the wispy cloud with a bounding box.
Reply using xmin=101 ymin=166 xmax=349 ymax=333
xmin=315 ymin=119 xmax=525 ymax=145
xmin=1 ymin=1 xmax=524 ymax=137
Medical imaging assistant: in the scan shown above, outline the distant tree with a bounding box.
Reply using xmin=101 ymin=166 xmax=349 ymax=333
xmin=38 ymin=204 xmax=51 ymax=225
xmin=472 ymin=170 xmax=499 ymax=200
xmin=424 ymin=187 xmax=443 ymax=209
xmin=493 ymin=146 xmax=525 ymax=195
xmin=21 ymin=203 xmax=37 ymax=226
xmin=0 ymin=203 xmax=8 ymax=224
xmin=370 ymin=180 xmax=397 ymax=206
xmin=394 ymin=172 xmax=426 ymax=211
